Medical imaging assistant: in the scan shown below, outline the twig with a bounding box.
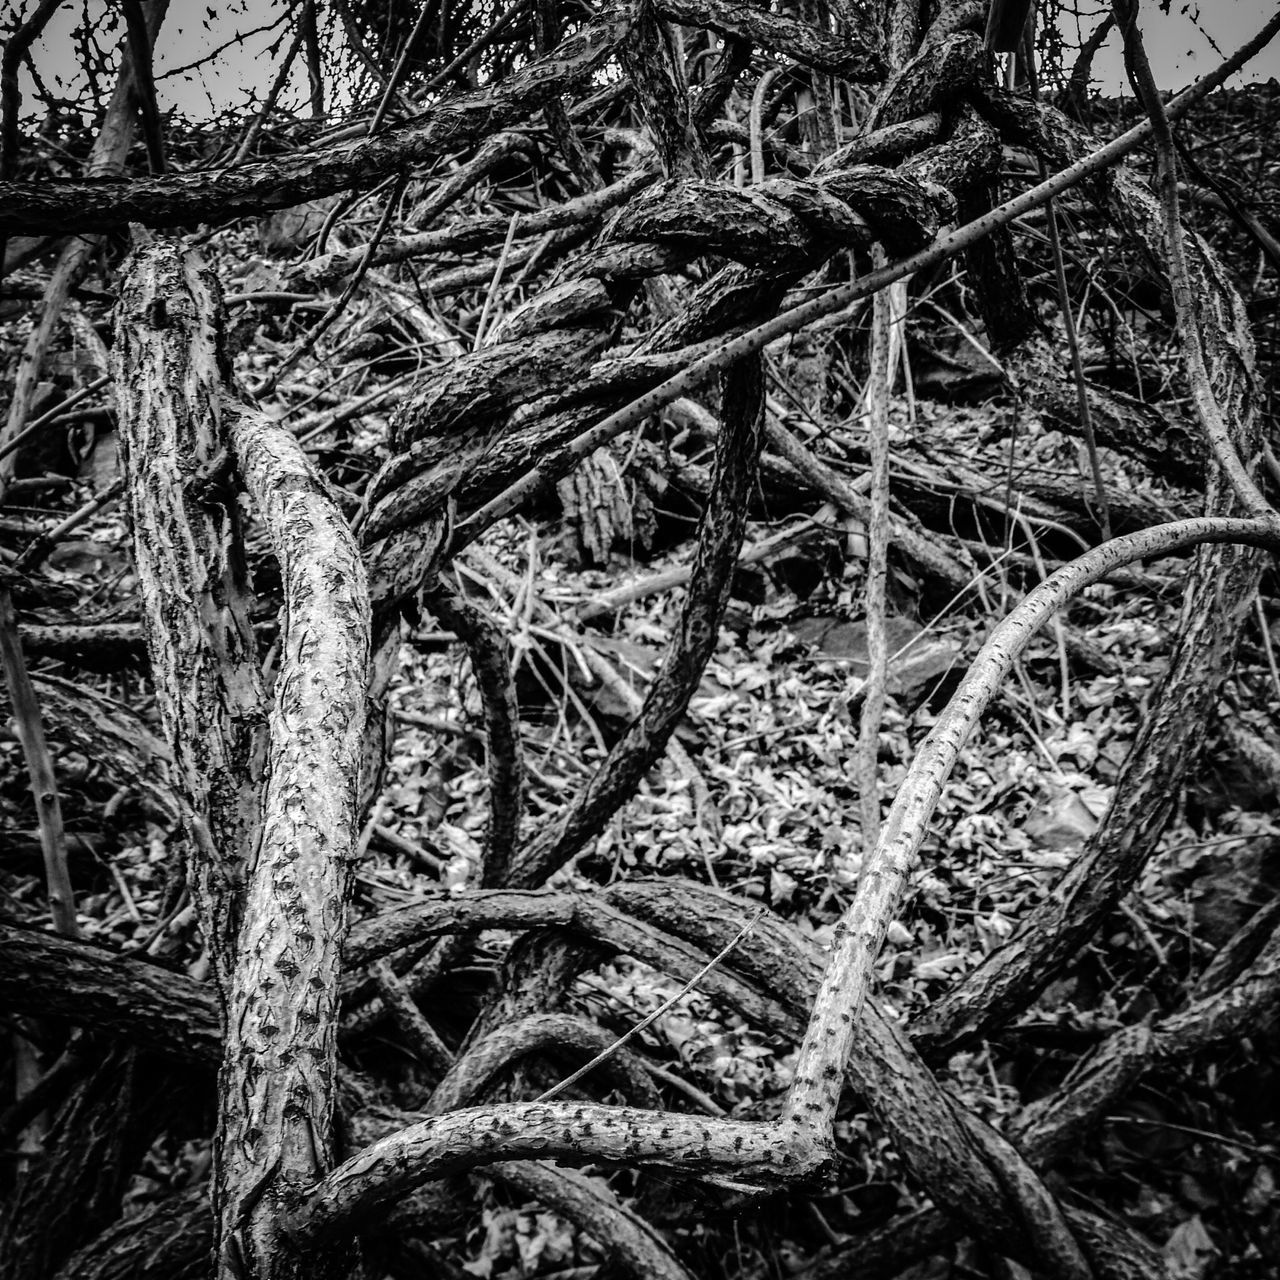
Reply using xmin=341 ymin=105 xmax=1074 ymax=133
xmin=432 ymin=1010 xmax=660 ymax=1114
xmin=454 ymin=10 xmax=1280 ymax=545
xmin=472 ymin=213 xmax=521 ymax=350
xmin=1014 ymin=504 xmax=1073 ymax=721
xmin=575 ymin=505 xmax=834 ymax=621
xmin=1046 ymin=201 xmax=1112 ymax=538
xmin=301 ymin=0 xmax=324 ymax=118
xmin=368 ymin=0 xmax=439 ymax=136
xmin=535 ymin=908 xmax=765 ymax=1102
xmin=857 ymin=244 xmax=892 ymax=848
xmin=0 ymin=0 xmax=63 ymax=274
xmin=372 ymin=824 xmax=444 ymax=874
xmin=1173 ymin=136 xmax=1280 ymax=277
xmin=293 ymin=131 xmax=551 ymax=286
xmin=783 ymin=515 xmax=1280 ymax=1138
xmin=0 ymin=584 xmax=78 ymax=936
xmin=764 ymin=415 xmax=969 ymax=588
xmin=1026 ymin=32 xmax=1111 ymax=540
xmin=0 ymin=1035 xmax=83 ymax=1149
xmin=13 ymin=479 xmax=124 ymax=573
xmin=260 ymin=175 xmax=408 ymax=395
xmin=394 ymin=708 xmax=475 ymax=739
xmin=121 ymin=0 xmax=166 ymax=173
xmin=0 ymin=375 xmax=111 ymax=467
xmin=415 ymin=0 xmax=530 ymax=99
xmin=0 ymin=3 xmax=167 ymax=496
xmin=231 ymin=14 xmax=307 ymax=164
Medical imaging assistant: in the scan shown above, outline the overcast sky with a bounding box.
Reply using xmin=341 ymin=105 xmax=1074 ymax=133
xmin=16 ymin=0 xmax=1280 ymax=125
xmin=1080 ymin=0 xmax=1280 ymax=93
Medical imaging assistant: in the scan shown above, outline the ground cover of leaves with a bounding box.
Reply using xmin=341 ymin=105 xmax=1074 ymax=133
xmin=360 ymin=498 xmax=1280 ymax=1278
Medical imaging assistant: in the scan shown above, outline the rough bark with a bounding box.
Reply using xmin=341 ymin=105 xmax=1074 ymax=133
xmin=113 ymin=241 xmax=268 ymax=986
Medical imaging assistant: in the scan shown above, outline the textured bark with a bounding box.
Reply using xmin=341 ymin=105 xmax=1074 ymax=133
xmin=8 ymin=865 xmax=1279 ymax=1280
xmin=658 ymin=0 xmax=883 ymax=77
xmin=11 ymin=5 xmax=1280 ymax=1277
xmin=288 ymin=169 xmax=655 ymax=288
xmin=959 ymin=180 xmax=1037 ymax=352
xmin=112 ymin=241 xmax=268 ymax=986
xmin=0 ymin=0 xmax=168 ymax=494
xmin=781 ymin=519 xmax=1280 ymax=1161
xmin=113 ymin=240 xmax=371 ymax=1278
xmin=214 ymin=401 xmax=370 ymax=1276
xmin=0 ymin=922 xmax=221 ymax=1064
xmin=620 ymin=3 xmax=706 ymax=180
xmin=289 ymin=1103 xmax=815 ymax=1241
xmin=357 ymin=146 xmax=962 ymax=566
xmin=912 ymin=529 xmax=1267 ymax=1059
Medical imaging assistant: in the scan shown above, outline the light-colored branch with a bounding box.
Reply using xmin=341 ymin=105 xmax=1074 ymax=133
xmin=289 ymin=1103 xmax=808 ymax=1242
xmin=219 ymin=397 xmax=370 ymax=1273
xmin=785 ymin=515 xmax=1280 ymax=1132
xmin=856 ymin=244 xmax=893 ymax=849
xmin=112 ymin=242 xmax=269 ymax=990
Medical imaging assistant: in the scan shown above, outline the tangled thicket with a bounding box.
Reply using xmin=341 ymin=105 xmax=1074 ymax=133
xmin=2 ymin=2 xmax=1280 ymax=1278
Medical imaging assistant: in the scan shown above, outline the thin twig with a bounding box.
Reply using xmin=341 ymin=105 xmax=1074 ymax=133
xmin=14 ymin=479 xmax=124 ymax=573
xmin=0 ymin=0 xmax=63 ymax=274
xmin=231 ymin=15 xmax=307 ymax=164
xmin=1025 ymin=28 xmax=1111 ymax=539
xmin=0 ymin=375 xmax=111 ymax=467
xmin=416 ymin=0 xmax=530 ymax=99
xmin=368 ymin=1 xmax=438 ymax=136
xmin=536 ymin=908 xmax=765 ymax=1102
xmin=260 ymin=175 xmax=408 ymax=394
xmin=0 ymin=584 xmax=78 ymax=936
xmin=472 ymin=213 xmax=521 ymax=350
xmin=121 ymin=0 xmax=166 ymax=173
